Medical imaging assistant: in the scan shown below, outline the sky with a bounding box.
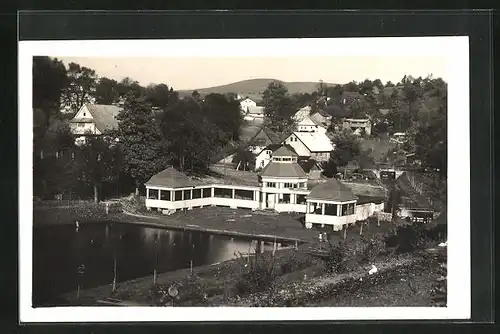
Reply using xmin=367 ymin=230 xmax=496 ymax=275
xmin=57 ymin=55 xmax=447 ymax=90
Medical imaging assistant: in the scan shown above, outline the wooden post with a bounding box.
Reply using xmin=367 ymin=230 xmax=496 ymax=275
xmin=77 ymin=284 xmax=80 ymax=299
xmin=377 ymin=213 xmax=380 ymax=226
xmin=359 ymin=221 xmax=363 ymax=235
xmin=272 ymin=236 xmax=277 ymax=256
xmin=112 ymin=252 xmax=117 ymax=292
xmin=295 ymin=239 xmax=298 ymax=250
xmin=343 ymin=224 xmax=347 ymax=240
xmin=190 ymin=260 xmax=193 ymax=275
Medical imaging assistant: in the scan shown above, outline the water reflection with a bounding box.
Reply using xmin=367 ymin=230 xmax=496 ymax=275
xmin=33 ymin=222 xmax=288 ymax=306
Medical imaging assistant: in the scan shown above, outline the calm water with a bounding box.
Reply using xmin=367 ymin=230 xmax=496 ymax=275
xmin=33 ymin=222 xmax=285 ymax=306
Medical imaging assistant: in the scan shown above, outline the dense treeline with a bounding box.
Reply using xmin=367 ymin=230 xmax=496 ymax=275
xmin=33 ymin=56 xmax=241 ymax=200
xmin=33 ymin=56 xmax=446 ymax=207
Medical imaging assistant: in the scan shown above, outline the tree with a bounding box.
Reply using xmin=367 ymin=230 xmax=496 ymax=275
xmin=95 ymin=77 xmax=120 ymax=105
xmin=162 ymin=98 xmax=220 ymax=173
xmin=145 ymin=83 xmax=175 ymax=109
xmin=232 ymin=147 xmax=256 ymax=171
xmin=385 ymin=81 xmax=395 ymax=87
xmin=372 ymin=79 xmax=384 ymax=91
xmin=343 ymin=81 xmax=359 ymax=92
xmin=203 ymin=93 xmax=242 ymax=143
xmin=76 ymin=135 xmax=120 ymax=202
xmin=116 ymin=93 xmax=170 ymax=194
xmin=33 ymin=56 xmax=68 ymax=132
xmin=116 ymin=77 xmax=144 ymax=99
xmin=359 ymin=79 xmax=374 ymax=95
xmin=60 ymin=62 xmax=98 ymax=113
xmin=262 ymin=81 xmax=296 ymax=132
xmin=322 ymin=129 xmax=361 ymax=177
xmin=191 ymin=90 xmax=201 ymax=101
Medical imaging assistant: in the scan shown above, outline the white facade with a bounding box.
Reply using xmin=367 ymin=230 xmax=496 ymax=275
xmin=240 ymin=98 xmax=257 ymax=112
xmin=283 ymin=133 xmax=312 ymax=157
xmin=255 ymin=149 xmax=273 ymax=171
xmin=69 ymin=104 xmax=101 ymax=135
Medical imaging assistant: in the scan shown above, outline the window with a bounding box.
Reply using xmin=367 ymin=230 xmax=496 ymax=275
xmin=266 ymin=182 xmax=276 ymax=188
xmin=193 ymin=188 xmax=202 ymax=199
xmin=282 ymin=158 xmax=291 ymax=162
xmin=183 ymin=190 xmax=192 ymax=200
xmin=174 ymin=190 xmax=183 ymax=201
xmin=284 ymin=182 xmax=294 ymax=188
xmin=235 ymin=189 xmax=254 ymax=200
xmin=214 ymin=188 xmax=232 ymax=198
xmin=324 ymin=203 xmax=337 ymax=216
xmin=83 ymin=112 xmax=86 ymax=117
xmin=148 ymin=189 xmax=159 ymax=200
xmin=202 ymin=188 xmax=212 ymax=198
xmin=160 ymin=190 xmax=171 ymax=201
xmin=297 ymin=195 xmax=306 ymax=204
xmin=279 ymin=194 xmax=290 ymax=204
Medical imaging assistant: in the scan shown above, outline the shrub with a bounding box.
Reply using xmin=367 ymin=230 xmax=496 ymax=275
xmin=394 ymin=223 xmax=429 ymax=253
xmin=234 ymin=252 xmax=278 ymax=296
xmin=360 ymin=234 xmax=386 ymax=263
xmin=278 ymin=252 xmax=315 ymax=275
xmin=148 ymin=274 xmax=208 ymax=306
xmin=323 ymin=241 xmax=349 ymax=273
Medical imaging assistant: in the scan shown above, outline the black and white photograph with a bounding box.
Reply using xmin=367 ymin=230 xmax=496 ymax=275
xmin=19 ymin=37 xmax=470 ymax=322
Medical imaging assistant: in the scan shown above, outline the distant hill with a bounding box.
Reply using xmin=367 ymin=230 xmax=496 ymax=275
xmin=178 ymin=78 xmax=337 ymax=103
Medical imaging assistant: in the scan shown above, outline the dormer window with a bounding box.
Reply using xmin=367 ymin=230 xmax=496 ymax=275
xmin=83 ymin=112 xmax=86 ymax=117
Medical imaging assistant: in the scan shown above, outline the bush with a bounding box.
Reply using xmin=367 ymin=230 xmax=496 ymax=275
xmin=360 ymin=234 xmax=386 ymax=263
xmin=323 ymin=241 xmax=349 ymax=273
xmin=394 ymin=224 xmax=429 ymax=253
xmin=234 ymin=252 xmax=278 ymax=296
xmin=148 ymin=274 xmax=208 ymax=306
xmin=278 ymin=252 xmax=315 ymax=275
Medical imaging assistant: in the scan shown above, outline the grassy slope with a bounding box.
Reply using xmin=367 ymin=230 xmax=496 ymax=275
xmin=178 ymin=78 xmax=337 ymax=102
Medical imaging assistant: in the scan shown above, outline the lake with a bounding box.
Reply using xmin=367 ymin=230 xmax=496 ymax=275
xmin=33 ymin=221 xmax=287 ymax=306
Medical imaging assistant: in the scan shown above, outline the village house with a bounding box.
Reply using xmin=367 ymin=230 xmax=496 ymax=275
xmin=305 ymin=178 xmax=385 ymax=230
xmin=254 ymin=144 xmax=282 ymax=171
xmin=247 ymin=128 xmax=273 ymax=155
xmin=144 ymin=145 xmax=386 ymax=230
xmin=342 ymin=118 xmax=372 ymax=136
xmin=282 ymin=131 xmax=334 ymax=162
xmin=246 ymin=106 xmax=265 ymax=119
xmin=240 ymin=97 xmax=257 ymax=112
xmin=69 ymin=103 xmax=121 ymax=136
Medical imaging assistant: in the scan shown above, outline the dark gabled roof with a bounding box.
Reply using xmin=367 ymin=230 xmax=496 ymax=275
xmin=272 ymin=145 xmax=298 ymax=157
xmin=307 ymin=178 xmax=358 ymax=202
xmin=298 ymin=159 xmax=322 ymax=173
xmin=259 ymin=161 xmax=307 ymax=178
xmin=70 ymin=104 xmax=122 ymax=133
xmin=256 ymin=144 xmax=282 ymax=156
xmin=145 ymin=167 xmax=192 ymax=188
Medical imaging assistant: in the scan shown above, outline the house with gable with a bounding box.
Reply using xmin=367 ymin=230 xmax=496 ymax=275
xmin=240 ymin=97 xmax=257 ymax=113
xmin=282 ymin=131 xmax=334 ymax=162
xmin=69 ymin=103 xmax=122 ymax=136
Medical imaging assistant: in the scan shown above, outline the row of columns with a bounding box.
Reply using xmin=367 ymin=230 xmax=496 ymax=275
xmin=306 ymin=202 xmax=355 ymax=216
xmin=147 ymin=187 xmax=259 ymax=202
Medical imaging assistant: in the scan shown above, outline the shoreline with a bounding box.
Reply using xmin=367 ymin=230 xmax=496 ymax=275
xmin=33 ymin=207 xmax=309 ymax=243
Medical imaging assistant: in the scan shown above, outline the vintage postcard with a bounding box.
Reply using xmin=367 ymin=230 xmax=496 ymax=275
xmin=19 ymin=36 xmax=470 ymax=322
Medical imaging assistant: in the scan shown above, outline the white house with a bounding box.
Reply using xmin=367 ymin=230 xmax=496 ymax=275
xmin=145 ymin=152 xmax=386 ymax=230
xmin=293 ymin=106 xmax=312 ymax=122
xmin=305 ymin=178 xmax=358 ymax=230
xmin=282 ymin=131 xmax=334 ymax=162
xmin=69 ymin=103 xmax=122 ymax=135
xmin=247 ymin=106 xmax=265 ymax=119
xmin=254 ymin=144 xmax=286 ymax=171
xmin=240 ymin=98 xmax=257 ymax=113
xmin=258 ymin=146 xmax=309 ymax=213
xmin=343 ymin=118 xmax=372 ymax=136
xmin=296 ymin=115 xmax=327 ymax=134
